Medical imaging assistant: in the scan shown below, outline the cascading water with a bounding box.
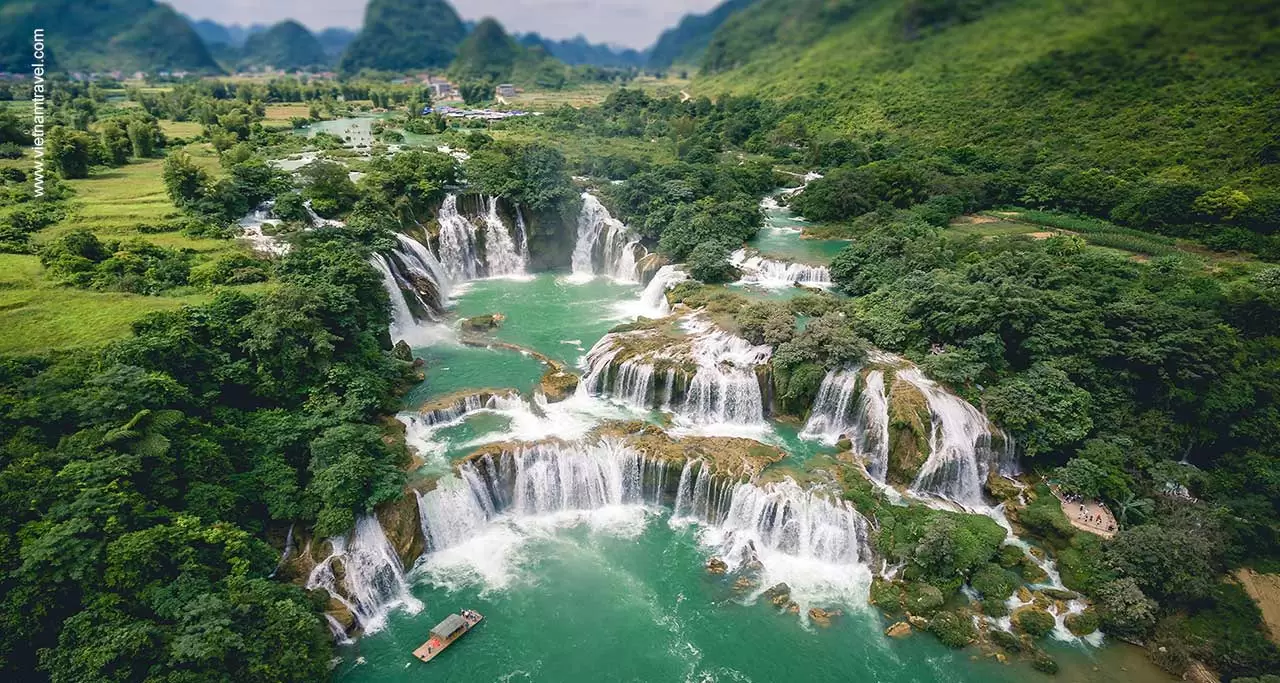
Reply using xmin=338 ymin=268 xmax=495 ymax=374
xmin=800 ymin=369 xmax=891 ymax=480
xmin=898 ymin=367 xmax=1010 ymax=508
xmin=680 ymin=318 xmax=772 ymax=427
xmin=729 ymin=249 xmax=831 ymax=289
xmin=578 ymin=316 xmax=771 ymax=429
xmin=306 ymin=515 xmax=423 ymax=635
xmin=370 ymin=254 xmax=422 ymax=341
xmin=637 ymin=265 xmax=687 ymax=318
xmin=392 ymin=232 xmax=451 ymax=306
xmin=482 ymin=196 xmax=527 ymax=277
xmin=437 ymin=194 xmax=482 ymax=281
xmin=573 ymin=194 xmax=647 ymax=281
xmin=712 ymin=478 xmax=872 ymax=568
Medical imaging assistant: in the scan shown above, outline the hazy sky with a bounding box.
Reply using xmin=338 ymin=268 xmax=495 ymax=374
xmin=170 ymin=0 xmax=724 ymax=49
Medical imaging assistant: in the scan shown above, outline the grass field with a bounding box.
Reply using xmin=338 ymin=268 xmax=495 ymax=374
xmin=37 ymin=150 xmax=228 ymax=255
xmin=264 ymin=103 xmax=312 ymax=122
xmin=158 ymin=120 xmax=204 ymax=139
xmin=0 ymin=254 xmax=210 ymax=355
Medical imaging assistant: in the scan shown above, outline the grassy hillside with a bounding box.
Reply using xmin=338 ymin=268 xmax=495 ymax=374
xmin=697 ymin=0 xmax=1280 ymax=223
xmin=647 ymin=0 xmax=755 ymax=70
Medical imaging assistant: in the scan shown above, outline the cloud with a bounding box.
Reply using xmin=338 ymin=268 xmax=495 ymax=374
xmin=168 ymin=0 xmax=727 ymax=49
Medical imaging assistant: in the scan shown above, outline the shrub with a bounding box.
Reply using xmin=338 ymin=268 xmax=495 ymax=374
xmin=971 ymin=563 xmax=1019 ymax=600
xmin=1014 ymin=607 xmax=1056 ymax=638
xmin=905 ymin=581 xmax=944 ymax=614
xmin=927 ymin=611 xmax=975 ymax=648
xmin=1064 ymin=609 xmax=1100 ymax=636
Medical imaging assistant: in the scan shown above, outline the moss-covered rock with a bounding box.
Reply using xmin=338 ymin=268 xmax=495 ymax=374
xmin=870 ymin=578 xmax=905 ymax=613
xmin=886 ymin=376 xmax=931 ymax=486
xmin=593 ymin=421 xmax=785 ymax=478
xmin=461 ymin=313 xmax=505 ymax=333
xmin=905 ymin=581 xmax=945 ymax=615
xmin=1031 ymin=650 xmax=1059 ymax=674
xmin=984 ymin=471 xmax=1022 ymax=503
xmin=989 ymin=627 xmax=1022 ymax=653
xmin=540 ymin=368 xmax=579 ymax=402
xmin=928 ymin=610 xmax=975 ymax=648
xmin=1013 ymin=607 xmax=1056 ymax=639
xmin=393 ymin=339 xmax=414 ymax=362
xmin=1064 ymin=609 xmax=1100 ymax=637
xmin=376 ymin=491 xmax=426 ymax=568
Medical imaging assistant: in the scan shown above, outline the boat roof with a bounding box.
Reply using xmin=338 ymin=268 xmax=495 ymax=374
xmin=430 ymin=613 xmax=468 ymax=637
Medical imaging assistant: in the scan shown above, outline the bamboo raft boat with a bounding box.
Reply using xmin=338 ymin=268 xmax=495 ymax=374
xmin=412 ymin=610 xmax=484 ymax=663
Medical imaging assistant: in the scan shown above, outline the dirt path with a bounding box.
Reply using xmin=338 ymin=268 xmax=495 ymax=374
xmin=1051 ymin=485 xmax=1117 ymax=539
xmin=1236 ymin=569 xmax=1280 ymax=645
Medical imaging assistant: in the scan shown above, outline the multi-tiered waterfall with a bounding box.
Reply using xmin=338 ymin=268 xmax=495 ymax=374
xmin=578 ymin=316 xmax=772 ymax=428
xmin=306 ymin=515 xmax=423 ymax=634
xmin=897 ymin=367 xmax=1013 ymax=508
xmin=572 ymin=194 xmax=647 ymax=281
xmin=801 ymin=368 xmax=891 ymax=480
xmin=373 ymin=194 xmax=529 ymax=340
xmin=799 ymin=362 xmax=1016 ymax=508
xmin=435 ymin=193 xmax=527 ymax=281
xmin=729 ymin=248 xmax=831 ymax=289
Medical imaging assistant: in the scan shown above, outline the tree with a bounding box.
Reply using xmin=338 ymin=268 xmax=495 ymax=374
xmin=986 ymin=363 xmax=1092 ymax=457
xmin=1095 ymin=577 xmax=1158 ymax=639
xmin=46 ymin=126 xmax=94 ymax=179
xmin=97 ymin=120 xmax=131 ymax=166
xmin=162 ymin=152 xmax=209 ymax=209
xmin=298 ymin=160 xmax=358 ymax=218
xmin=126 ymin=120 xmax=158 ymax=158
xmin=686 ymin=241 xmax=735 ymax=283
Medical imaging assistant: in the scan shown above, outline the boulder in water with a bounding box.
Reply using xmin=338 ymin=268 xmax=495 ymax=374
xmin=763 ymin=582 xmax=791 ymax=606
xmin=732 ymin=576 xmax=758 ymax=593
xmin=836 ymin=437 xmax=853 ymax=452
xmin=885 ymin=621 xmax=912 ymax=638
xmin=461 ymin=313 xmax=505 ymax=333
xmin=808 ymin=607 xmax=843 ymax=627
xmin=540 ymin=369 xmax=579 ymax=403
xmin=908 ymin=615 xmax=930 ymax=630
xmin=1038 ymin=587 xmax=1079 ymax=601
xmin=706 ymin=557 xmax=728 ymax=574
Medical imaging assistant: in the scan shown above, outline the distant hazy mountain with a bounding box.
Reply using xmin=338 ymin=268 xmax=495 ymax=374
xmin=240 ymin=20 xmax=328 ymax=70
xmin=0 ymin=0 xmax=220 ymax=73
xmin=316 ymin=27 xmax=356 ymax=58
xmin=520 ymin=33 xmax=645 ymax=68
xmin=340 ymin=0 xmax=467 ymax=74
xmin=186 ymin=17 xmax=267 ymax=48
xmin=646 ymin=0 xmax=755 ymax=69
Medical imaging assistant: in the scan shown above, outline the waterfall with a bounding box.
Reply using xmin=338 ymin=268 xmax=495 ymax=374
xmin=413 ymin=439 xmax=872 ymax=608
xmin=898 ymin=367 xmax=1005 ymax=508
xmin=680 ymin=318 xmax=772 ymax=427
xmin=437 ymin=194 xmax=482 ymax=281
xmin=414 ymin=439 xmax=670 ymax=551
xmin=671 ymin=460 xmax=737 ymax=524
xmin=514 ymin=205 xmax=530 ymax=263
xmin=578 ymin=316 xmax=771 ymax=428
xmin=800 ymin=369 xmax=890 ymax=480
xmin=638 ymin=265 xmax=687 ymax=318
xmin=729 ymin=249 xmax=831 ymax=289
xmin=324 ymin=614 xmax=355 ymax=646
xmin=305 ymin=515 xmax=423 ymax=635
xmin=711 ymin=478 xmax=872 ymax=568
xmin=393 ymin=232 xmax=451 ymax=306
xmin=573 ymin=193 xmax=646 ymax=281
xmin=415 ymin=468 xmax=497 ymax=552
xmin=481 ymin=196 xmax=527 ymax=277
xmin=370 ymin=254 xmax=421 ymax=340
